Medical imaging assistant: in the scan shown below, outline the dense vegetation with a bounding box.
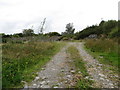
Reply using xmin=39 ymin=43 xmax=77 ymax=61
xmin=75 ymin=20 xmax=119 ymax=39
xmin=1 ymin=20 xmax=119 ymax=42
xmin=2 ymin=42 xmax=64 ymax=88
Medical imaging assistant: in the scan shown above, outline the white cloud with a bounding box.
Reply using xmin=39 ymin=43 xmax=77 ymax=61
xmin=0 ymin=0 xmax=119 ymax=34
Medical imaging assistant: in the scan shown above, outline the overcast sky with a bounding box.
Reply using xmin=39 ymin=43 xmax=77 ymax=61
xmin=0 ymin=0 xmax=119 ymax=34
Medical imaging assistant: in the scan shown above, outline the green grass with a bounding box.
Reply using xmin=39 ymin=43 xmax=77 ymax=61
xmin=67 ymin=46 xmax=93 ymax=89
xmin=2 ymin=41 xmax=65 ymax=88
xmin=84 ymin=39 xmax=119 ymax=73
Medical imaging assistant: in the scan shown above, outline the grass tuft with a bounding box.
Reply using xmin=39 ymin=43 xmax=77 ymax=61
xmin=67 ymin=46 xmax=93 ymax=88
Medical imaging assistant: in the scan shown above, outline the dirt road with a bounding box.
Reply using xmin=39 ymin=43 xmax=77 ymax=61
xmin=25 ymin=43 xmax=76 ymax=88
xmin=75 ymin=42 xmax=118 ymax=88
xmin=24 ymin=42 xmax=119 ymax=88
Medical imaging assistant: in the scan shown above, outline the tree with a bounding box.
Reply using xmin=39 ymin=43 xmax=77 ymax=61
xmin=12 ymin=33 xmax=24 ymax=37
xmin=61 ymin=23 xmax=75 ymax=40
xmin=45 ymin=32 xmax=61 ymax=37
xmin=23 ymin=29 xmax=34 ymax=36
xmin=101 ymin=20 xmax=117 ymax=35
xmin=74 ymin=20 xmax=118 ymax=39
xmin=65 ymin=23 xmax=75 ymax=35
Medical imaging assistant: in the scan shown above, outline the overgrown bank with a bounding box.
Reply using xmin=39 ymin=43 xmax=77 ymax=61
xmin=2 ymin=41 xmax=64 ymax=88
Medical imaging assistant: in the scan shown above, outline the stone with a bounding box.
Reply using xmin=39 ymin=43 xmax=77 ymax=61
xmin=24 ymin=85 xmax=28 ymax=88
xmin=52 ymin=68 xmax=56 ymax=70
xmin=37 ymin=85 xmax=40 ymax=88
xmin=99 ymin=77 xmax=104 ymax=80
xmin=67 ymin=75 xmax=71 ymax=78
xmin=78 ymin=71 xmax=81 ymax=74
xmin=109 ymin=83 xmax=113 ymax=86
xmin=53 ymin=86 xmax=59 ymax=88
xmin=33 ymin=83 xmax=37 ymax=86
xmin=57 ymin=83 xmax=61 ymax=86
xmin=40 ymin=81 xmax=46 ymax=85
xmin=70 ymin=70 xmax=75 ymax=74
xmin=99 ymin=73 xmax=105 ymax=77
xmin=85 ymin=76 xmax=89 ymax=79
xmin=106 ymin=79 xmax=109 ymax=82
xmin=47 ymin=80 xmax=50 ymax=83
xmin=42 ymin=76 xmax=47 ymax=80
xmin=41 ymin=85 xmax=50 ymax=88
xmin=64 ymin=81 xmax=68 ymax=83
xmin=34 ymin=77 xmax=40 ymax=81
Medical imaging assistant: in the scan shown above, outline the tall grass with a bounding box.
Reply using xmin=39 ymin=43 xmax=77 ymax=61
xmin=2 ymin=41 xmax=64 ymax=88
xmin=85 ymin=38 xmax=119 ymax=68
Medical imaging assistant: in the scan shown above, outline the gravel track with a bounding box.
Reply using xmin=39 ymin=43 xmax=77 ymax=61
xmin=74 ymin=42 xmax=119 ymax=88
xmin=24 ymin=42 xmax=119 ymax=88
xmin=24 ymin=43 xmax=76 ymax=88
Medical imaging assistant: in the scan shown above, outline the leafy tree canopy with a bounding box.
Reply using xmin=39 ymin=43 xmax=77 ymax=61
xmin=23 ymin=29 xmax=34 ymax=36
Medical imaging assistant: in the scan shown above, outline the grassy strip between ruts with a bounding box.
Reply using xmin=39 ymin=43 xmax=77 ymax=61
xmin=67 ymin=46 xmax=93 ymax=89
xmin=84 ymin=39 xmax=119 ymax=74
xmin=2 ymin=41 xmax=65 ymax=88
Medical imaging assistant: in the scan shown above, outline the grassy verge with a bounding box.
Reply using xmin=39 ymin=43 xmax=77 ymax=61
xmin=84 ymin=39 xmax=119 ymax=73
xmin=2 ymin=41 xmax=65 ymax=88
xmin=67 ymin=46 xmax=93 ymax=89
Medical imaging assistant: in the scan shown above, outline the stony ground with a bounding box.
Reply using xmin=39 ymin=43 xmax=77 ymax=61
xmin=24 ymin=42 xmax=119 ymax=88
xmin=74 ymin=42 xmax=119 ymax=88
xmin=24 ymin=43 xmax=76 ymax=88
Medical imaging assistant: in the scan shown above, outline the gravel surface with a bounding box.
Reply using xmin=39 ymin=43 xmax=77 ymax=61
xmin=74 ymin=42 xmax=119 ymax=88
xmin=24 ymin=42 xmax=119 ymax=88
xmin=24 ymin=43 xmax=76 ymax=88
